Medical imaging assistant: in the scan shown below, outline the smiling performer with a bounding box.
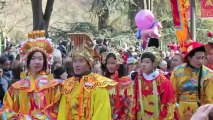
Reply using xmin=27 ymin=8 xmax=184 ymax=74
xmin=131 ymin=47 xmax=176 ymax=120
xmin=57 ymin=33 xmax=117 ymax=120
xmin=1 ymin=30 xmax=61 ymax=119
xmin=171 ymin=41 xmax=213 ymax=120
xmin=103 ymin=51 xmax=133 ymax=120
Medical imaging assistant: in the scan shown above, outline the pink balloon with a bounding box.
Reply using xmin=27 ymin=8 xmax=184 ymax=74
xmin=135 ymin=10 xmax=155 ymax=30
xmin=140 ymin=22 xmax=162 ymax=41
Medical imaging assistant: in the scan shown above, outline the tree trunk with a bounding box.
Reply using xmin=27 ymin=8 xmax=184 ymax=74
xmin=98 ymin=9 xmax=109 ymax=30
xmin=146 ymin=0 xmax=150 ymax=10
xmin=128 ymin=1 xmax=138 ymax=29
xmin=150 ymin=0 xmax=153 ymax=12
xmin=128 ymin=0 xmax=146 ymax=29
xmin=143 ymin=0 xmax=147 ymax=9
xmin=31 ymin=0 xmax=55 ymax=37
xmin=98 ymin=0 xmax=109 ymax=30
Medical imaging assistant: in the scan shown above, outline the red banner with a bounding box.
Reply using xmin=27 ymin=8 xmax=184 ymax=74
xmin=201 ymin=0 xmax=213 ymax=18
xmin=170 ymin=0 xmax=190 ymax=52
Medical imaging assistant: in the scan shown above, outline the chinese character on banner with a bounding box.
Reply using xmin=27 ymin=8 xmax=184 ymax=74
xmin=185 ymin=0 xmax=191 ymax=19
xmin=201 ymin=0 xmax=213 ymax=18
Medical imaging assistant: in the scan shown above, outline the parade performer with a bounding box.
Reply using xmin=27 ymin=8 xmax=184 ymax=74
xmin=132 ymin=47 xmax=176 ymax=120
xmin=103 ymin=50 xmax=133 ymax=120
xmin=171 ymin=41 xmax=213 ymax=120
xmin=1 ymin=30 xmax=61 ymax=119
xmin=205 ymin=32 xmax=213 ymax=70
xmin=57 ymin=33 xmax=117 ymax=120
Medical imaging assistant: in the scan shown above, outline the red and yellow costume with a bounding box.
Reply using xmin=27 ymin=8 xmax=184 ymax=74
xmin=131 ymin=47 xmax=176 ymax=120
xmin=133 ymin=69 xmax=176 ymax=120
xmin=57 ymin=33 xmax=117 ymax=120
xmin=2 ymin=72 xmax=61 ymax=119
xmin=1 ymin=31 xmax=61 ymax=119
xmin=109 ymin=71 xmax=133 ymax=120
xmin=206 ymin=64 xmax=213 ymax=70
xmin=58 ymin=73 xmax=117 ymax=120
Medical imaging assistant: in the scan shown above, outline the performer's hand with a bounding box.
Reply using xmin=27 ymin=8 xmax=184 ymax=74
xmin=191 ymin=104 xmax=213 ymax=120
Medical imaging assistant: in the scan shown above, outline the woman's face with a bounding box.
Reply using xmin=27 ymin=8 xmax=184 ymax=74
xmin=106 ymin=57 xmax=117 ymax=74
xmin=29 ymin=52 xmax=44 ymax=73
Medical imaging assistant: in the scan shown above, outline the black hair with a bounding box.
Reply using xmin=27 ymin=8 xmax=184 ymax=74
xmin=64 ymin=60 xmax=74 ymax=77
xmin=54 ymin=66 xmax=66 ymax=79
xmin=15 ymin=54 xmax=20 ymax=61
xmin=165 ymin=59 xmax=172 ymax=70
xmin=0 ymin=55 xmax=9 ymax=65
xmin=104 ymin=53 xmax=126 ymax=78
xmin=148 ymin=38 xmax=159 ymax=48
xmin=0 ymin=65 xmax=3 ymax=70
xmin=105 ymin=53 xmax=116 ymax=65
xmin=26 ymin=51 xmax=47 ymax=72
xmin=11 ymin=60 xmax=23 ymax=84
xmin=96 ymin=38 xmax=103 ymax=45
xmin=103 ymin=38 xmax=109 ymax=46
xmin=99 ymin=47 xmax=107 ymax=55
xmin=60 ymin=41 xmax=67 ymax=46
xmin=188 ymin=46 xmax=205 ymax=58
xmin=141 ymin=52 xmax=155 ymax=63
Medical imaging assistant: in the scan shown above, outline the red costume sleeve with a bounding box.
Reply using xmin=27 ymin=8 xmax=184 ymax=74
xmin=158 ymin=74 xmax=176 ymax=120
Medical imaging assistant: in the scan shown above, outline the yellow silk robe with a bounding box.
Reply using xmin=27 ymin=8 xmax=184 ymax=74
xmin=1 ymin=73 xmax=61 ymax=120
xmin=57 ymin=73 xmax=117 ymax=120
xmin=171 ymin=63 xmax=213 ymax=120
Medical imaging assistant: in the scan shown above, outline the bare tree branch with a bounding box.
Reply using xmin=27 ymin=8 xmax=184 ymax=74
xmin=6 ymin=13 xmax=31 ymax=34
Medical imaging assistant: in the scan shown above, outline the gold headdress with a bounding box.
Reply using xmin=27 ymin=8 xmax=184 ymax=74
xmin=68 ymin=33 xmax=99 ymax=66
xmin=19 ymin=30 xmax=54 ymax=63
xmin=19 ymin=30 xmax=54 ymax=80
xmin=142 ymin=47 xmax=163 ymax=67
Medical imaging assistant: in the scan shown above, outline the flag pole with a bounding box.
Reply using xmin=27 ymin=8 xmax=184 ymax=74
xmin=190 ymin=0 xmax=196 ymax=41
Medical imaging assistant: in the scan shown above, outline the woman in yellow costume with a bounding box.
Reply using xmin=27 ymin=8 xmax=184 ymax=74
xmin=57 ymin=33 xmax=117 ymax=120
xmin=1 ymin=31 xmax=61 ymax=119
xmin=102 ymin=51 xmax=133 ymax=120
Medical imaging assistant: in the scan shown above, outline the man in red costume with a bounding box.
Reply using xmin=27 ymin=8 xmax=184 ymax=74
xmin=131 ymin=47 xmax=176 ymax=120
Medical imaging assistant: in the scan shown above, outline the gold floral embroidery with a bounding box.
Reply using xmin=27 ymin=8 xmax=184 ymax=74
xmin=62 ymin=73 xmax=117 ymax=95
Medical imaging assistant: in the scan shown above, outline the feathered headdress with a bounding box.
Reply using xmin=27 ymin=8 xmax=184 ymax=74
xmin=68 ymin=33 xmax=100 ymax=66
xmin=19 ymin=30 xmax=54 ymax=63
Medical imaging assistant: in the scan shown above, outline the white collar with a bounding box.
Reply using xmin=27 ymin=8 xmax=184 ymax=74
xmin=142 ymin=69 xmax=160 ymax=81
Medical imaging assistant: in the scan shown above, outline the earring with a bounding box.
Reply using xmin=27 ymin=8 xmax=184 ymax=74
xmin=47 ymin=64 xmax=54 ymax=82
xmin=20 ymin=62 xmax=27 ymax=80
